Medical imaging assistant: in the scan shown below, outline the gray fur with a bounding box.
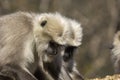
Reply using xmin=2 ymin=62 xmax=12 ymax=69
xmin=0 ymin=12 xmax=54 ymax=80
xmin=0 ymin=12 xmax=84 ymax=80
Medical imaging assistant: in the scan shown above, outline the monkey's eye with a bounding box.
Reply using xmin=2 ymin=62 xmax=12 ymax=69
xmin=41 ymin=20 xmax=47 ymax=27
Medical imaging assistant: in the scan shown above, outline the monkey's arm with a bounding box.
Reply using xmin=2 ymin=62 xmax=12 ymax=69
xmin=34 ymin=65 xmax=54 ymax=80
xmin=0 ymin=64 xmax=37 ymax=80
xmin=64 ymin=59 xmax=84 ymax=80
xmin=34 ymin=66 xmax=55 ymax=80
xmin=69 ymin=67 xmax=84 ymax=80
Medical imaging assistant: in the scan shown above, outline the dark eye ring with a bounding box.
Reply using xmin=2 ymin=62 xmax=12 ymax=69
xmin=41 ymin=20 xmax=47 ymax=27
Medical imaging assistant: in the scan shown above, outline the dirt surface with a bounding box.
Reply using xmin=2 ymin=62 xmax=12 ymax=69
xmin=88 ymin=74 xmax=120 ymax=80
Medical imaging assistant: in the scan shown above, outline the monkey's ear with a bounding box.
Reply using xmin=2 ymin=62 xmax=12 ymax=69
xmin=41 ymin=20 xmax=47 ymax=27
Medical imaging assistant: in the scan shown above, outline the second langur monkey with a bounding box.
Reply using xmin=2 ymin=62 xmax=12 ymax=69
xmin=62 ymin=19 xmax=84 ymax=80
xmin=111 ymin=22 xmax=120 ymax=74
xmin=38 ymin=13 xmax=84 ymax=80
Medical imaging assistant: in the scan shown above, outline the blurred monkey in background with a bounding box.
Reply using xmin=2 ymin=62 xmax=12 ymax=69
xmin=111 ymin=21 xmax=120 ymax=74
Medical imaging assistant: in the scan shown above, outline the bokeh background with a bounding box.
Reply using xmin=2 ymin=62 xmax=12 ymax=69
xmin=0 ymin=0 xmax=120 ymax=79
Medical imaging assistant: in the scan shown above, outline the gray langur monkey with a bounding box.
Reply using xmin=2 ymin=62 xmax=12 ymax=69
xmin=0 ymin=12 xmax=74 ymax=80
xmin=0 ymin=12 xmax=84 ymax=80
xmin=62 ymin=19 xmax=84 ymax=80
xmin=111 ymin=22 xmax=120 ymax=74
xmin=39 ymin=13 xmax=84 ymax=80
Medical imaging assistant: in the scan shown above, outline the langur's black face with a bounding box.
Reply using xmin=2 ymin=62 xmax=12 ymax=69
xmin=45 ymin=41 xmax=64 ymax=55
xmin=44 ymin=40 xmax=78 ymax=61
xmin=63 ymin=46 xmax=77 ymax=62
xmin=45 ymin=41 xmax=78 ymax=59
xmin=45 ymin=41 xmax=57 ymax=55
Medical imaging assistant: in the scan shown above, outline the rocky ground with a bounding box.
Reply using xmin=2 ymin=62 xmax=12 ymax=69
xmin=88 ymin=74 xmax=120 ymax=80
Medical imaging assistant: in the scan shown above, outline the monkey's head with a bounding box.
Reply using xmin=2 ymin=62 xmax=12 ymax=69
xmin=110 ymin=29 xmax=120 ymax=73
xmin=32 ymin=13 xmax=73 ymax=62
xmin=63 ymin=19 xmax=83 ymax=62
xmin=33 ymin=12 xmax=83 ymax=62
xmin=33 ymin=13 xmax=71 ymax=45
xmin=111 ymin=21 xmax=120 ymax=54
xmin=67 ymin=19 xmax=83 ymax=46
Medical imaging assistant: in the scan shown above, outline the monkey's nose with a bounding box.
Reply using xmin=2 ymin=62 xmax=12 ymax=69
xmin=109 ymin=44 xmax=114 ymax=49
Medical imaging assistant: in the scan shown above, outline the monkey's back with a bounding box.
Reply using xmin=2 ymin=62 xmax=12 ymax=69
xmin=0 ymin=12 xmax=35 ymax=67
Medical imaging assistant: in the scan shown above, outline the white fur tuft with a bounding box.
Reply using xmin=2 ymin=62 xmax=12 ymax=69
xmin=33 ymin=12 xmax=83 ymax=46
xmin=70 ymin=19 xmax=83 ymax=46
